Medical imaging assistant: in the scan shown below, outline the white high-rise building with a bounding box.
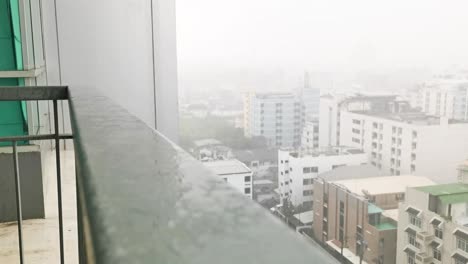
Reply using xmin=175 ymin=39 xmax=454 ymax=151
xmin=409 ymin=78 xmax=468 ymax=121
xmin=244 ymin=92 xmax=304 ymax=148
xmin=278 ymin=146 xmax=368 ymax=208
xmin=339 ymin=103 xmax=468 ymax=183
xmin=318 ymin=94 xmax=397 ymax=147
xmin=203 ymin=159 xmax=253 ymax=199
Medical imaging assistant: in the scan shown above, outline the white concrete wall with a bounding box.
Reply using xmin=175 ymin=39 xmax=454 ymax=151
xmin=278 ymin=149 xmax=368 ymax=207
xmin=222 ymin=172 xmax=253 ymax=199
xmin=301 ymin=121 xmax=319 ymax=149
xmin=41 ymin=0 xmax=178 ymax=141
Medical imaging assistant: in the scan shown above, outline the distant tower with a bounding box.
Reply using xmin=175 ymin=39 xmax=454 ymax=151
xmin=301 ymin=71 xmax=320 ymax=121
xmin=304 ymin=71 xmax=311 ymax=90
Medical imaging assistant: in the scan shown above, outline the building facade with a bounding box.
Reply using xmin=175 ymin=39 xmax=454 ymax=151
xmin=203 ymin=159 xmax=253 ymax=199
xmin=314 ymin=176 xmax=434 ymax=264
xmin=318 ymin=94 xmax=397 ymax=147
xmin=339 ymin=106 xmax=468 ymax=183
xmin=278 ymin=146 xmax=368 ymax=208
xmin=244 ymin=92 xmax=304 ymax=148
xmin=409 ymin=78 xmax=468 ymax=121
xmin=301 ymin=120 xmax=319 ymax=149
xmin=396 ymin=183 xmax=468 ymax=264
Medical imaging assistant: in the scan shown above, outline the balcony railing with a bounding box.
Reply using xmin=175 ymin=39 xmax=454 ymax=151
xmin=0 ymin=86 xmax=339 ymax=263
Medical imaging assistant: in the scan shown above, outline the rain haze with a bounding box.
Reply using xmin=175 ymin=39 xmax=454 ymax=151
xmin=177 ymin=0 xmax=468 ymax=95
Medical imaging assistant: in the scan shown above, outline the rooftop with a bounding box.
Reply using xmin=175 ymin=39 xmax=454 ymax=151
xmin=415 ymin=183 xmax=468 ymax=204
xmin=193 ymin=138 xmax=222 ymax=148
xmin=292 ymin=211 xmax=314 ymax=225
xmin=253 ymin=179 xmax=274 ymax=185
xmin=283 ymin=146 xmax=364 ymax=158
xmin=332 ymin=175 xmax=435 ymax=196
xmin=233 ymin=148 xmax=278 ymax=163
xmin=203 ymin=159 xmax=252 ymax=175
xmin=374 ymin=222 xmax=397 ymax=231
xmin=350 ymin=110 xmax=468 ymax=125
xmin=253 ymin=92 xmax=296 ymax=99
xmin=318 ymin=164 xmax=384 ymax=181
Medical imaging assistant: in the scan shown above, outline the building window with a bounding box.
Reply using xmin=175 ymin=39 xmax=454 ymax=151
xmin=434 ymin=226 xmax=443 ymax=239
xmin=396 ymin=193 xmax=405 ymax=201
xmin=457 ymin=237 xmax=468 ymax=253
xmin=379 ymin=238 xmax=384 ymax=250
xmin=244 ymin=187 xmax=251 ymax=194
xmin=432 ymin=247 xmax=441 ymax=261
xmin=352 ymin=128 xmax=360 ymax=134
xmin=303 ymin=167 xmax=318 ymax=173
xmin=303 ymin=178 xmax=313 ymax=185
xmin=408 ymin=233 xmax=420 ymax=248
xmin=353 ymin=119 xmax=361 ymax=125
xmin=244 ymin=176 xmax=251 ymax=182
xmin=352 ymin=137 xmax=360 ymax=143
xmin=409 ymin=214 xmax=421 ymax=228
xmin=407 ymin=251 xmax=415 ymax=264
xmin=332 ymin=164 xmax=345 ymax=169
xmin=303 ymin=190 xmax=313 ymax=196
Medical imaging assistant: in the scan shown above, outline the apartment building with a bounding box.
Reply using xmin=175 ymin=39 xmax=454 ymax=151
xmin=339 ymin=102 xmax=468 ymax=183
xmin=301 ymin=120 xmax=319 ymax=149
xmin=409 ymin=78 xmax=468 ymax=121
xmin=319 ymin=94 xmax=397 ymax=147
xmin=204 ymin=159 xmax=253 ymax=199
xmin=244 ymin=92 xmax=304 ymax=148
xmin=278 ymin=146 xmax=368 ymax=208
xmin=396 ymin=183 xmax=468 ymax=264
xmin=314 ymin=176 xmax=435 ymax=264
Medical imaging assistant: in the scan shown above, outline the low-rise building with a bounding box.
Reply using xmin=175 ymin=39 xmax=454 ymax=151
xmin=278 ymin=146 xmax=368 ymax=208
xmin=396 ymin=183 xmax=468 ymax=264
xmin=314 ymin=175 xmax=435 ymax=264
xmin=203 ymin=159 xmax=253 ymax=199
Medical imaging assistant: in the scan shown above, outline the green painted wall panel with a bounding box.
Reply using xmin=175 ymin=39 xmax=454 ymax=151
xmin=0 ymin=0 xmax=27 ymax=145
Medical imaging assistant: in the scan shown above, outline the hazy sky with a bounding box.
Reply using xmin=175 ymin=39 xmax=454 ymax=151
xmin=177 ymin=0 xmax=468 ymax=73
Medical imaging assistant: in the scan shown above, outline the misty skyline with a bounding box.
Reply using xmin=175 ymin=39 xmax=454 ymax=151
xmin=177 ymin=0 xmax=468 ymax=84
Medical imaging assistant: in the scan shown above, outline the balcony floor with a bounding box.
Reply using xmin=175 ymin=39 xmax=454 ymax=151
xmin=0 ymin=149 xmax=78 ymax=264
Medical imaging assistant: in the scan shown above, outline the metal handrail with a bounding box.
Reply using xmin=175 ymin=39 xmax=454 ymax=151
xmin=0 ymin=86 xmax=71 ymax=264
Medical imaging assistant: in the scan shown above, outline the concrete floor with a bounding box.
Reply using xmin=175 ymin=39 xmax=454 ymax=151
xmin=0 ymin=150 xmax=78 ymax=264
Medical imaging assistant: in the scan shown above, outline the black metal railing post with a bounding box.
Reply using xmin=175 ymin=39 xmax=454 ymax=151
xmin=53 ymin=99 xmax=65 ymax=264
xmin=12 ymin=141 xmax=24 ymax=264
